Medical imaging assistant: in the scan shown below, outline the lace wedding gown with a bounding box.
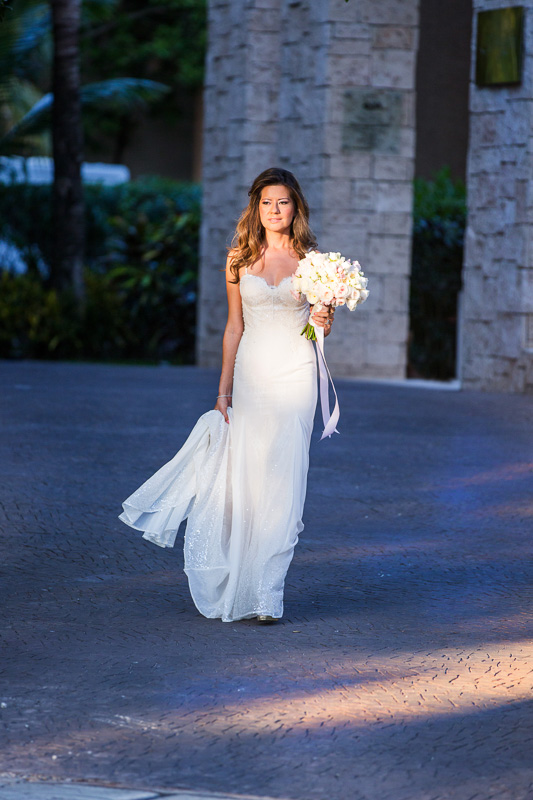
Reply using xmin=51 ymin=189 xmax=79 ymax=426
xmin=119 ymin=271 xmax=317 ymax=622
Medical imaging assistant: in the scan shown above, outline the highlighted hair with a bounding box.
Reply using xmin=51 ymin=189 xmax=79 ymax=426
xmin=228 ymin=167 xmax=317 ymax=283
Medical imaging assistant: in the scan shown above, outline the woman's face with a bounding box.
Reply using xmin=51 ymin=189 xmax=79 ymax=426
xmin=259 ymin=184 xmax=296 ymax=235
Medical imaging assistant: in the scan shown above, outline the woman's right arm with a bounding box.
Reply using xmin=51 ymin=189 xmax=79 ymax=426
xmin=214 ymin=255 xmax=244 ymax=423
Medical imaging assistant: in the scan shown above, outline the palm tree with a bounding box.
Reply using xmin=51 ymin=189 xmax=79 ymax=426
xmin=0 ymin=0 xmax=51 ymax=155
xmin=0 ymin=0 xmax=170 ymax=296
xmin=50 ymin=0 xmax=84 ymax=298
xmin=0 ymin=1 xmax=13 ymax=22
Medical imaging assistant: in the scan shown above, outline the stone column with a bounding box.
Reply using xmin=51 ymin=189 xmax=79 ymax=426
xmin=460 ymin=2 xmax=533 ymax=392
xmin=196 ymin=0 xmax=281 ymax=366
xmin=312 ymin=0 xmax=418 ymax=379
xmin=198 ymin=0 xmax=419 ymax=381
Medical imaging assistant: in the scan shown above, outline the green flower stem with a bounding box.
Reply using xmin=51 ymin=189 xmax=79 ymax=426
xmin=301 ymin=322 xmax=317 ymax=341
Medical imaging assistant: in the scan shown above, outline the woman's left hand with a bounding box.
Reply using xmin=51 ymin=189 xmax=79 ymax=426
xmin=311 ymin=306 xmax=335 ymax=337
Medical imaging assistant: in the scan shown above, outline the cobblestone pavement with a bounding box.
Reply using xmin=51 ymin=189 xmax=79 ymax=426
xmin=1 ymin=361 xmax=532 ymax=800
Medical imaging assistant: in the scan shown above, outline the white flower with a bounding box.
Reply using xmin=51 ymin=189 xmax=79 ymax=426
xmin=336 ymin=283 xmax=348 ymax=298
xmin=296 ymin=249 xmax=368 ymax=321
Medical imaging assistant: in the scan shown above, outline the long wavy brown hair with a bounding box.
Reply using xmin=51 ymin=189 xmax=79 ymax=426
xmin=228 ymin=167 xmax=317 ymax=283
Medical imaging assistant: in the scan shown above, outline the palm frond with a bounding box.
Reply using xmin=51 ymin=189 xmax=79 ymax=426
xmin=0 ymin=90 xmax=51 ymax=142
xmin=0 ymin=1 xmax=14 ymax=22
xmin=0 ymin=0 xmax=49 ymax=73
xmin=81 ymin=78 xmax=170 ymax=111
xmin=0 ymin=78 xmax=170 ymax=150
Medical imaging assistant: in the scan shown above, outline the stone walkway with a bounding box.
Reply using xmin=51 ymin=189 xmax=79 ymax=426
xmin=1 ymin=361 xmax=532 ymax=800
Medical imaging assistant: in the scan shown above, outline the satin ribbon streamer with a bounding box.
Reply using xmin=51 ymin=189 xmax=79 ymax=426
xmin=314 ymin=324 xmax=340 ymax=440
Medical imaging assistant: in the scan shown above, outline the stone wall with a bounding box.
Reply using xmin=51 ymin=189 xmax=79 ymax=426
xmin=198 ymin=0 xmax=419 ymax=380
xmin=460 ymin=1 xmax=533 ymax=392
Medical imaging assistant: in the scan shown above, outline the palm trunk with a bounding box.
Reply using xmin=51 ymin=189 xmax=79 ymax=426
xmin=50 ymin=0 xmax=85 ymax=300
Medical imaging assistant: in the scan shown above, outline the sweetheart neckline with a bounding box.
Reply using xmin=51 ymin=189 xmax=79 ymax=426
xmin=241 ymin=273 xmax=294 ymax=290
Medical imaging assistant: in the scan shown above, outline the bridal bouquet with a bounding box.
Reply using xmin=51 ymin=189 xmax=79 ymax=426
xmin=291 ymin=250 xmax=369 ymax=340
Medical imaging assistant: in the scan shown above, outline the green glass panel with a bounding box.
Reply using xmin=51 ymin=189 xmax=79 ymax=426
xmin=476 ymin=6 xmax=524 ymax=86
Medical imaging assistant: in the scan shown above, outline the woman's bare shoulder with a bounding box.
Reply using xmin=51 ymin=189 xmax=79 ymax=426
xmin=225 ymin=248 xmax=243 ymax=284
xmin=226 ymin=248 xmax=241 ymax=269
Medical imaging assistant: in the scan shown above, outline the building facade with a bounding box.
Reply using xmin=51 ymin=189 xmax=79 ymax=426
xmin=198 ymin=0 xmax=533 ymax=393
xmin=460 ymin=0 xmax=533 ymax=392
xmin=197 ymin=0 xmax=419 ymax=380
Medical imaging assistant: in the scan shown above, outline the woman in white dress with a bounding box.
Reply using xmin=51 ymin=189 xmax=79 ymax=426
xmin=119 ymin=168 xmax=334 ymax=624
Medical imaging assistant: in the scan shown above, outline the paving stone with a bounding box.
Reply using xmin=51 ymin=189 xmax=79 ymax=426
xmin=1 ymin=361 xmax=532 ymax=800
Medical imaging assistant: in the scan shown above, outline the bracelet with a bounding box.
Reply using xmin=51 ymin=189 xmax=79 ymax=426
xmin=217 ymin=394 xmax=232 ymax=398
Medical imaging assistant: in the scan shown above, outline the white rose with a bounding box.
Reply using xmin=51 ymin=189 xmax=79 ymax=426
xmin=292 ymin=277 xmax=302 ymax=293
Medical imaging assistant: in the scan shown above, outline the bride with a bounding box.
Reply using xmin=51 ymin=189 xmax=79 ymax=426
xmin=119 ymin=167 xmax=334 ymax=623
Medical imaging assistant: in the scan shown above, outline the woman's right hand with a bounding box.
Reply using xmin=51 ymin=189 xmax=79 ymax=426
xmin=215 ymin=396 xmax=232 ymax=424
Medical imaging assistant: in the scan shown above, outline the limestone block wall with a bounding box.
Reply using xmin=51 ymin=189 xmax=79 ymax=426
xmin=197 ymin=0 xmax=281 ymax=366
xmin=198 ymin=0 xmax=419 ymax=380
xmin=460 ymin=1 xmax=533 ymax=392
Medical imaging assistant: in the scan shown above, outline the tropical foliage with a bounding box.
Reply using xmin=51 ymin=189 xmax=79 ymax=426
xmin=80 ymin=0 xmax=206 ymax=159
xmin=81 ymin=0 xmax=206 ymax=89
xmin=0 ymin=0 xmax=173 ymax=156
xmin=0 ymin=0 xmax=52 ymax=154
xmin=409 ymin=168 xmax=466 ymax=380
xmin=0 ymin=0 xmax=205 ymax=157
xmin=0 ymin=1 xmax=13 ymax=20
xmin=0 ymin=0 xmax=205 ymax=296
xmin=0 ymin=178 xmax=201 ymax=363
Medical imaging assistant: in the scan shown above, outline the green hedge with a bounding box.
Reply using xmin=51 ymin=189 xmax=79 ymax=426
xmin=1 ymin=170 xmax=465 ymax=375
xmin=409 ymin=168 xmax=466 ymax=380
xmin=0 ymin=177 xmax=200 ymax=363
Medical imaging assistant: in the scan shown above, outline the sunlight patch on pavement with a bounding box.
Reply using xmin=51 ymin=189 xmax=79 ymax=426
xmin=430 ymin=461 xmax=533 ymax=489
xmin=89 ymin=641 xmax=533 ymax=733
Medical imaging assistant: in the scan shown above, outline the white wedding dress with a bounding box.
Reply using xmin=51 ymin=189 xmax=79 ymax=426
xmin=119 ymin=270 xmax=317 ymax=622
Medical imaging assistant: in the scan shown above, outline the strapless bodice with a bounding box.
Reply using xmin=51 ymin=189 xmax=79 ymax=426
xmin=239 ymin=273 xmax=310 ymax=333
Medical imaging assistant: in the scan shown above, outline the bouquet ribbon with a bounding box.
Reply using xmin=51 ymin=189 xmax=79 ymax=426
xmin=314 ymin=324 xmax=340 ymax=440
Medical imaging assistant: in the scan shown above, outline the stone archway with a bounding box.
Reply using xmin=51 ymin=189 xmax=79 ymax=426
xmin=197 ymin=0 xmax=418 ymax=381
xmin=197 ymin=0 xmax=533 ymax=393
